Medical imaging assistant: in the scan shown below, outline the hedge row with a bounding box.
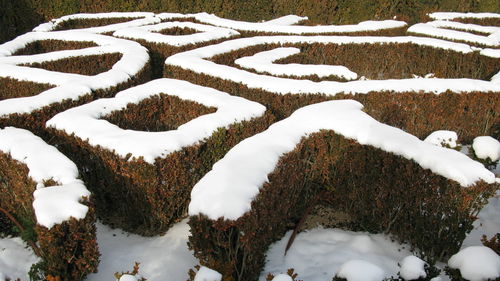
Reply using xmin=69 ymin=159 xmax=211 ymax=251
xmin=48 ymin=91 xmax=274 ymax=236
xmin=165 ymin=42 xmax=499 ymax=143
xmin=0 ymin=38 xmax=152 ymax=139
xmin=2 ymin=0 xmax=499 ymax=43
xmin=188 ymin=130 xmax=497 ymax=281
xmin=0 ymin=147 xmax=98 ymax=281
xmin=53 ymin=16 xmax=145 ymax=31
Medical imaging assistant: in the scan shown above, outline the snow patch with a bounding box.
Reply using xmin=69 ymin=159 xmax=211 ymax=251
xmin=336 ymin=260 xmax=385 ymax=281
xmin=271 ymin=274 xmax=293 ymax=281
xmin=399 ymin=256 xmax=426 ymax=280
xmin=118 ymin=274 xmax=139 ymax=281
xmin=472 ymin=136 xmax=500 ymax=162
xmin=448 ymin=246 xmax=500 ymax=281
xmin=0 ymin=237 xmax=40 ymax=281
xmin=429 ymin=12 xmax=500 ymax=21
xmin=424 ymin=130 xmax=458 ymax=148
xmin=194 ymin=267 xmax=222 ymax=281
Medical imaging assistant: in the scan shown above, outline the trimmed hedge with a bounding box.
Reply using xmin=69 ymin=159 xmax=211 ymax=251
xmin=0 ymin=77 xmax=54 ymax=100
xmin=165 ymin=41 xmax=500 ymax=143
xmin=12 ymin=39 xmax=97 ymax=56
xmin=53 ymin=17 xmax=146 ymax=31
xmin=188 ymin=130 xmax=497 ymax=281
xmin=48 ymin=93 xmax=274 ymax=235
xmin=0 ymin=151 xmax=98 ymax=281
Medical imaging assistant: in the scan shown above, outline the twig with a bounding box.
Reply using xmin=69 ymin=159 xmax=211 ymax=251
xmin=0 ymin=207 xmax=43 ymax=257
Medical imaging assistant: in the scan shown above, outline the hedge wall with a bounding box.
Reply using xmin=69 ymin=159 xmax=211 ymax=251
xmin=2 ymin=0 xmax=499 ymax=43
xmin=189 ymin=130 xmax=498 ymax=281
xmin=0 ymin=152 xmax=98 ymax=281
xmin=48 ymin=94 xmax=274 ymax=236
xmin=165 ymin=41 xmax=500 ymax=143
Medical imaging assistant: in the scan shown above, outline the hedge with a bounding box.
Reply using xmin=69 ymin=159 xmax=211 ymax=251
xmin=0 ymin=127 xmax=98 ymax=281
xmin=46 ymin=79 xmax=272 ymax=235
xmin=187 ymin=101 xmax=498 ymax=281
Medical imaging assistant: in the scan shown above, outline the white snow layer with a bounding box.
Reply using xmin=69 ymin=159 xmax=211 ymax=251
xmin=165 ymin=35 xmax=500 ymax=96
xmin=193 ymin=12 xmax=406 ymax=34
xmin=407 ymin=21 xmax=500 ymax=47
xmin=0 ymin=237 xmax=40 ymax=281
xmin=271 ymin=275 xmax=293 ymax=281
xmin=336 ymin=260 xmax=385 ymax=281
xmin=234 ymin=47 xmax=358 ymax=80
xmin=399 ymin=256 xmax=426 ymax=280
xmin=429 ymin=12 xmax=500 ymax=21
xmin=46 ymin=78 xmax=266 ymax=163
xmin=472 ymin=136 xmax=500 ymax=162
xmin=0 ymin=30 xmax=149 ymax=116
xmin=33 ymin=12 xmax=159 ymax=33
xmin=0 ymin=127 xmax=90 ymax=228
xmin=189 ymin=100 xmax=495 ymax=220
xmin=113 ymin=21 xmax=239 ymax=46
xmin=194 ymin=267 xmax=222 ymax=281
xmin=118 ymin=274 xmax=139 ymax=281
xmin=261 ymin=228 xmax=413 ymax=281
xmin=85 ymin=219 xmax=197 ymax=281
xmin=423 ymin=130 xmax=458 ymax=148
xmin=448 ymin=246 xmax=500 ymax=281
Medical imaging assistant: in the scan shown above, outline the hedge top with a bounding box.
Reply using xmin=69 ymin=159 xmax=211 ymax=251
xmin=0 ymin=30 xmax=149 ymax=116
xmin=0 ymin=127 xmax=90 ymax=228
xmin=429 ymin=12 xmax=500 ymax=21
xmin=189 ymin=100 xmax=496 ymax=220
xmin=408 ymin=20 xmax=500 ymax=47
xmin=113 ymin=21 xmax=239 ymax=46
xmin=33 ymin=12 xmax=160 ymax=33
xmin=191 ymin=12 xmax=406 ymax=34
xmin=234 ymin=47 xmax=358 ymax=80
xmin=46 ymin=78 xmax=266 ymax=163
xmin=166 ymin=35 xmax=500 ymax=96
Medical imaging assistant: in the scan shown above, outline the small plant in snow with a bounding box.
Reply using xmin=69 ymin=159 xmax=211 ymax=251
xmin=114 ymin=262 xmax=147 ymax=281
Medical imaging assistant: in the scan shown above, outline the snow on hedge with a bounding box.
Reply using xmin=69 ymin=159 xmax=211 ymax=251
xmin=234 ymin=47 xmax=358 ymax=80
xmin=399 ymin=256 xmax=427 ymax=281
xmin=408 ymin=20 xmax=500 ymax=47
xmin=0 ymin=30 xmax=149 ymax=116
xmin=113 ymin=21 xmax=239 ymax=47
xmin=336 ymin=260 xmax=385 ymax=281
xmin=33 ymin=12 xmax=160 ymax=33
xmin=429 ymin=12 xmax=500 ymax=21
xmin=194 ymin=267 xmax=222 ymax=281
xmin=193 ymin=12 xmax=406 ymax=34
xmin=472 ymin=136 xmax=500 ymax=162
xmin=166 ymin=35 xmax=500 ymax=96
xmin=448 ymin=246 xmax=500 ymax=281
xmin=0 ymin=127 xmax=90 ymax=229
xmin=46 ymin=78 xmax=266 ymax=163
xmin=424 ymin=130 xmax=458 ymax=148
xmin=189 ymin=100 xmax=496 ymax=220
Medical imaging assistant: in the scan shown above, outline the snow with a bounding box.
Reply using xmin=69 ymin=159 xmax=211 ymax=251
xmin=336 ymin=260 xmax=385 ymax=281
xmin=85 ymin=219 xmax=197 ymax=281
xmin=271 ymin=274 xmax=293 ymax=281
xmin=462 ymin=193 xmax=500 ymax=249
xmin=0 ymin=237 xmax=40 ymax=281
xmin=423 ymin=130 xmax=458 ymax=148
xmin=113 ymin=21 xmax=239 ymax=47
xmin=193 ymin=13 xmax=406 ymax=34
xmin=429 ymin=12 xmax=500 ymax=21
xmin=234 ymin=47 xmax=358 ymax=80
xmin=447 ymin=246 xmax=500 ymax=281
xmin=194 ymin=267 xmax=222 ymax=281
xmin=33 ymin=12 xmax=160 ymax=34
xmin=0 ymin=30 xmax=149 ymax=116
xmin=472 ymin=136 xmax=500 ymax=162
xmin=399 ymin=256 xmax=426 ymax=280
xmin=118 ymin=274 xmax=139 ymax=281
xmin=189 ymin=100 xmax=496 ymax=220
xmin=165 ymin=35 xmax=500 ymax=96
xmin=261 ymin=228 xmax=412 ymax=281
xmin=407 ymin=22 xmax=499 ymax=47
xmin=0 ymin=127 xmax=90 ymax=228
xmin=47 ymin=78 xmax=265 ymax=163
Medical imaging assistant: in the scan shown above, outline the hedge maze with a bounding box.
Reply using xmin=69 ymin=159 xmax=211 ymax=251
xmin=0 ymin=11 xmax=498 ymax=281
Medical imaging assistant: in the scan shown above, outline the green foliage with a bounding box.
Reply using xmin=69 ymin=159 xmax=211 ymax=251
xmin=29 ymin=261 xmax=47 ymax=281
